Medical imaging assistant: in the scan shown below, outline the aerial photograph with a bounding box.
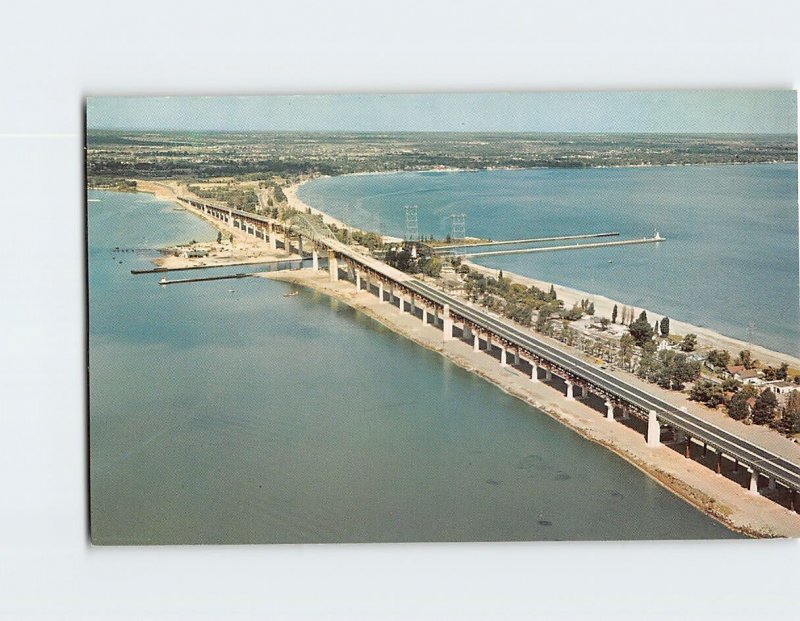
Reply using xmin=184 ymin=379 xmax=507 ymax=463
xmin=86 ymin=91 xmax=799 ymax=544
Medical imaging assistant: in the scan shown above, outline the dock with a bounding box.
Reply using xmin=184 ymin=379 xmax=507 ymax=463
xmin=158 ymin=273 xmax=252 ymax=286
xmin=462 ymin=234 xmax=665 ymax=258
xmin=132 ymin=256 xmax=306 ymax=275
xmin=434 ymin=231 xmax=620 ymax=251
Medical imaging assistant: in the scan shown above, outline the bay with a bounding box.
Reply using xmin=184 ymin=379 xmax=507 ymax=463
xmin=299 ymin=164 xmax=799 ymax=355
xmin=88 ymin=189 xmax=738 ymax=543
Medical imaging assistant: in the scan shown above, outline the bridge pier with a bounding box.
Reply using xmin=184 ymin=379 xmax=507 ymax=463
xmin=544 ymin=368 xmax=552 ymax=381
xmin=565 ymin=380 xmax=574 ymax=400
xmin=500 ymin=346 xmax=508 ymax=367
xmin=379 ymin=281 xmax=385 ymax=303
xmin=606 ymin=400 xmax=614 ymax=420
xmin=312 ymin=248 xmax=319 ymax=271
xmin=768 ymin=476 xmax=776 ymax=491
xmin=398 ymin=293 xmax=405 ymax=314
xmin=328 ymin=250 xmax=338 ymax=282
xmin=298 ymin=236 xmax=304 ymax=255
xmin=463 ymin=325 xmax=472 ymax=341
xmin=473 ymin=333 xmax=480 ymax=352
xmin=269 ymin=225 xmax=277 ymax=251
xmin=356 ymin=271 xmax=361 ymax=291
xmin=647 ymin=410 xmax=661 ymax=447
xmin=442 ymin=304 xmax=453 ymax=341
xmin=749 ymin=469 xmax=759 ymax=494
xmin=513 ymin=349 xmax=520 ymax=366
xmin=530 ymin=362 xmax=539 ymax=382
xmin=422 ymin=305 xmax=429 ymax=324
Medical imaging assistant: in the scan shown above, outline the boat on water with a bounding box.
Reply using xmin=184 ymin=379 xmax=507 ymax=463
xmin=283 ymin=291 xmax=299 ymax=297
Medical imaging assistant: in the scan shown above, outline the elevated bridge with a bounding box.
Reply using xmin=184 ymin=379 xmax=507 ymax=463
xmin=178 ymin=195 xmax=800 ymax=513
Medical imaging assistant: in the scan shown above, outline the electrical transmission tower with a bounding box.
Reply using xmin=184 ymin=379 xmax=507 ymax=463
xmin=404 ymin=205 xmax=419 ymax=241
xmin=450 ymin=213 xmax=466 ymax=241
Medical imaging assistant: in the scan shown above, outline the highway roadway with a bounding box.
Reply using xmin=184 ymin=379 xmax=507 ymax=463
xmin=406 ymin=279 xmax=800 ymax=491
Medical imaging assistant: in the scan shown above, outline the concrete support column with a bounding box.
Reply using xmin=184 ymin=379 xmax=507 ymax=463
xmin=790 ymin=489 xmax=797 ymax=513
xmin=442 ymin=304 xmax=453 ymax=341
xmin=500 ymin=346 xmax=508 ymax=367
xmin=513 ymin=349 xmax=520 ymax=366
xmin=422 ymin=306 xmax=428 ymax=325
xmin=486 ymin=335 xmax=492 ymax=352
xmin=355 ymin=271 xmax=361 ymax=291
xmin=463 ymin=325 xmax=472 ymax=341
xmin=531 ymin=362 xmax=539 ymax=383
xmin=749 ymin=469 xmax=759 ymax=494
xmin=269 ymin=224 xmax=277 ymax=250
xmin=298 ymin=236 xmax=304 ymax=255
xmin=647 ymin=410 xmax=661 ymax=447
xmin=605 ymin=400 xmax=614 ymax=420
xmin=621 ymin=406 xmax=630 ymax=420
xmin=686 ymin=437 xmax=693 ymax=459
xmin=228 ymin=210 xmax=233 ymax=225
xmin=410 ymin=297 xmax=416 ymax=314
xmin=768 ymin=476 xmax=776 ymax=491
xmin=544 ymin=368 xmax=552 ymax=381
xmin=398 ymin=293 xmax=405 ymax=314
xmin=565 ymin=380 xmax=574 ymax=400
xmin=312 ymin=249 xmax=319 ymax=271
xmin=378 ymin=281 xmax=385 ymax=303
xmin=327 ymin=250 xmax=338 ymax=282
xmin=473 ymin=333 xmax=480 ymax=352
xmin=715 ymin=451 xmax=722 ymax=474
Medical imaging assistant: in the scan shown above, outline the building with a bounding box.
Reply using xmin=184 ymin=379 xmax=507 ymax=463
xmin=764 ymin=381 xmax=800 ymax=407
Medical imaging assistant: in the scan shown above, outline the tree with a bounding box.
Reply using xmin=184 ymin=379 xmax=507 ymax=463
xmin=619 ymin=333 xmax=636 ymax=370
xmin=751 ymin=390 xmax=778 ymax=425
xmin=779 ymin=391 xmax=800 ymax=434
xmin=705 ymin=349 xmax=731 ymax=370
xmin=612 ymin=304 xmax=618 ymax=324
xmin=727 ymin=391 xmax=750 ymax=421
xmin=679 ymin=333 xmax=697 ymax=352
xmin=216 ymin=231 xmax=222 ymax=244
xmin=737 ymin=350 xmax=753 ymax=369
xmin=628 ymin=311 xmax=654 ymax=346
xmin=777 ymin=363 xmax=789 ymax=381
xmin=660 ymin=317 xmax=670 ymax=337
xmin=548 ymin=284 xmax=556 ymax=301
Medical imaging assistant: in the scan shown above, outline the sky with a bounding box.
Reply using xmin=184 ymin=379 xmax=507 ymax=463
xmin=86 ymin=91 xmax=797 ymax=134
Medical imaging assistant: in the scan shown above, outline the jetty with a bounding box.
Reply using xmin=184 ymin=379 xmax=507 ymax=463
xmin=434 ymin=231 xmax=620 ymax=251
xmin=461 ymin=234 xmax=664 ymax=258
xmin=131 ymin=256 xmax=306 ymax=275
xmin=158 ymin=273 xmax=251 ymax=286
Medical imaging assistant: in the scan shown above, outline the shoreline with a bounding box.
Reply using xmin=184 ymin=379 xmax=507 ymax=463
xmin=260 ymin=268 xmax=800 ymax=538
xmin=286 ymin=173 xmax=799 ymax=369
xmin=111 ymin=178 xmax=800 ymax=537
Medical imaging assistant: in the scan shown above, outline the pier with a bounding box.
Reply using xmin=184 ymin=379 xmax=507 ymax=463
xmin=434 ymin=231 xmax=620 ymax=251
xmin=461 ymin=234 xmax=664 ymax=258
xmin=158 ymin=273 xmax=251 ymax=286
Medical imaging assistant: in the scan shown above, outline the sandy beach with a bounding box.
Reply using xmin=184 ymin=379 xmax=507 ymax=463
xmin=135 ymin=180 xmax=302 ymax=270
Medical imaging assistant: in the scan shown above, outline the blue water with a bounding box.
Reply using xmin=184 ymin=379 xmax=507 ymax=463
xmin=88 ymin=189 xmax=738 ymax=543
xmin=299 ymin=164 xmax=799 ymax=355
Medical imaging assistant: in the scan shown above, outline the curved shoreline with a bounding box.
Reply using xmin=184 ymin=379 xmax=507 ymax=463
xmin=287 ymin=173 xmax=799 ymax=369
